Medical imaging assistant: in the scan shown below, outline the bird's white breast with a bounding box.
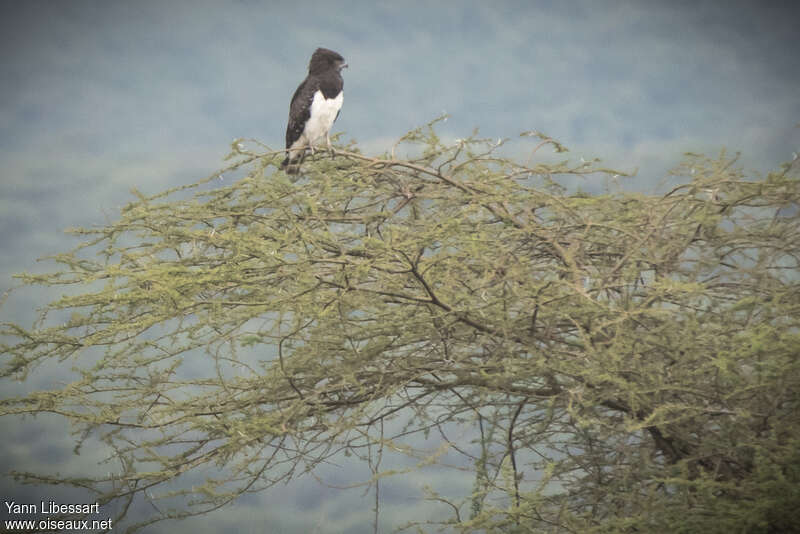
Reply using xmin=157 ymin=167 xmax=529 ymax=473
xmin=304 ymin=90 xmax=343 ymax=145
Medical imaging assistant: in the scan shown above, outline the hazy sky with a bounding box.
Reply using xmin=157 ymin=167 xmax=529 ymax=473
xmin=1 ymin=1 xmax=798 ymax=531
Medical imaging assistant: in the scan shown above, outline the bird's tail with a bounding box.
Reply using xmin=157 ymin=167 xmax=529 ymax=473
xmin=281 ymin=155 xmax=300 ymax=175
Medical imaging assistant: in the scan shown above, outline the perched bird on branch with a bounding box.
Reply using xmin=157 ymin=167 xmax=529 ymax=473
xmin=281 ymin=48 xmax=348 ymax=174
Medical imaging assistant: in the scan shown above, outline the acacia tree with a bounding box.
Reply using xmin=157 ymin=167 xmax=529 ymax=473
xmin=2 ymin=119 xmax=799 ymax=533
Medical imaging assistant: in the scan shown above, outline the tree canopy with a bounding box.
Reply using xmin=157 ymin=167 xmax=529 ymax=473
xmin=2 ymin=120 xmax=799 ymax=533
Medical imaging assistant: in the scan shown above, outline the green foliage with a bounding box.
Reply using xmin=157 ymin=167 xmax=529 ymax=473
xmin=2 ymin=119 xmax=799 ymax=532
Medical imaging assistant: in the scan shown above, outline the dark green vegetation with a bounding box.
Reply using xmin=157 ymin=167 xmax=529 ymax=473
xmin=3 ymin=120 xmax=799 ymax=533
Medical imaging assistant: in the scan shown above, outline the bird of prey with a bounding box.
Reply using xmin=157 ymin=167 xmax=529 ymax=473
xmin=281 ymin=48 xmax=348 ymax=173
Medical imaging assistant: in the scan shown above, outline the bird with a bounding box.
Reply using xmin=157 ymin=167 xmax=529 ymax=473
xmin=281 ymin=48 xmax=348 ymax=174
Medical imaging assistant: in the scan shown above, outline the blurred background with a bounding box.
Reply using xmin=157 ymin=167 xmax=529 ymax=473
xmin=1 ymin=1 xmax=798 ymax=531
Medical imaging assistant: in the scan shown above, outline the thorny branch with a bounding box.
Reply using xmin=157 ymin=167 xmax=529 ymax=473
xmin=2 ymin=121 xmax=799 ymax=533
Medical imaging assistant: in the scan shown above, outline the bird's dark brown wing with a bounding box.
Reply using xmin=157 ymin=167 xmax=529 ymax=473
xmin=285 ymin=76 xmax=320 ymax=150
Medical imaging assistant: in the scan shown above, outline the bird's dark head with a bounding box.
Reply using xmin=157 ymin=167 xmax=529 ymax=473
xmin=308 ymin=48 xmax=348 ymax=75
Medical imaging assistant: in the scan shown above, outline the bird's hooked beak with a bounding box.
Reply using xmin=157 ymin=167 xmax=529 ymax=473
xmin=340 ymin=62 xmax=349 ymax=71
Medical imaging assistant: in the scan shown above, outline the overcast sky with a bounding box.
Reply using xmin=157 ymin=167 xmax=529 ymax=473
xmin=1 ymin=1 xmax=798 ymax=531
